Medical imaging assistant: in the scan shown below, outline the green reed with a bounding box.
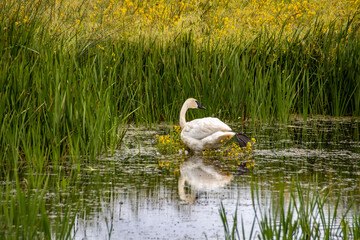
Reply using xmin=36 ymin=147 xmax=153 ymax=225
xmin=100 ymin=19 xmax=360 ymax=124
xmin=0 ymin=172 xmax=53 ymax=239
xmin=220 ymin=178 xmax=359 ymax=240
xmin=1 ymin=2 xmax=126 ymax=238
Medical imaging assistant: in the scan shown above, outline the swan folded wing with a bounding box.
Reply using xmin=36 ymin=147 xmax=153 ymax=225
xmin=202 ymin=131 xmax=235 ymax=144
xmin=201 ymin=131 xmax=236 ymax=149
xmin=182 ymin=117 xmax=232 ymax=140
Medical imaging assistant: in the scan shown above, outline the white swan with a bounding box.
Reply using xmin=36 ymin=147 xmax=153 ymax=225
xmin=180 ymin=98 xmax=249 ymax=152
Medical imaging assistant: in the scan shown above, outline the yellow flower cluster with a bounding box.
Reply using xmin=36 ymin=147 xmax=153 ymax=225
xmin=7 ymin=0 xmax=359 ymax=47
xmin=202 ymin=137 xmax=256 ymax=169
xmin=155 ymin=125 xmax=186 ymax=155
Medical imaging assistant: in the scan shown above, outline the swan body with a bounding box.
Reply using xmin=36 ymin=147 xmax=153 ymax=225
xmin=180 ymin=98 xmax=236 ymax=152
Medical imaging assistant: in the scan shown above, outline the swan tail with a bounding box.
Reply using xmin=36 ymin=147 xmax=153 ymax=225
xmin=235 ymin=133 xmax=250 ymax=148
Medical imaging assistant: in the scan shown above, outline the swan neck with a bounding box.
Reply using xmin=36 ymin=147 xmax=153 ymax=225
xmin=180 ymin=103 xmax=188 ymax=129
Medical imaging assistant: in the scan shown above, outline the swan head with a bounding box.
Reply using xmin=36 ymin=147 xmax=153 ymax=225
xmin=180 ymin=98 xmax=206 ymax=129
xmin=184 ymin=98 xmax=206 ymax=110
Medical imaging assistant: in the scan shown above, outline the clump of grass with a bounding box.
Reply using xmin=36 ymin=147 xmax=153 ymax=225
xmin=0 ymin=3 xmax=128 ymax=238
xmin=220 ymin=179 xmax=360 ymax=239
xmin=0 ymin=174 xmax=51 ymax=239
xmin=0 ymin=172 xmax=77 ymax=239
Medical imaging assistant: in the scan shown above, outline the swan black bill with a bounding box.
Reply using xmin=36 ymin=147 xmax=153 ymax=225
xmin=196 ymin=101 xmax=206 ymax=110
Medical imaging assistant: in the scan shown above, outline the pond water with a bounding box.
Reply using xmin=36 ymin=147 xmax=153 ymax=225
xmin=57 ymin=118 xmax=360 ymax=239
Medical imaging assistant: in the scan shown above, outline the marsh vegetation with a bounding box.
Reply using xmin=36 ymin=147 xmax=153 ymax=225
xmin=1 ymin=0 xmax=360 ymax=239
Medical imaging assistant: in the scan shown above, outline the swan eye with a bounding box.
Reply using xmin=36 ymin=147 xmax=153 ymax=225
xmin=195 ymin=101 xmax=206 ymax=110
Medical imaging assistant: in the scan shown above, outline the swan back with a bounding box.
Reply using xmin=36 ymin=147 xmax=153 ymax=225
xmin=182 ymin=117 xmax=232 ymax=140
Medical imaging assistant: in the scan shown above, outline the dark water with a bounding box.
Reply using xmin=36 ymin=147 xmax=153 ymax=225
xmin=55 ymin=118 xmax=360 ymax=239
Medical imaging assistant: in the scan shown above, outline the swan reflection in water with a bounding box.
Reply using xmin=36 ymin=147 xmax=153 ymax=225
xmin=178 ymin=156 xmax=248 ymax=202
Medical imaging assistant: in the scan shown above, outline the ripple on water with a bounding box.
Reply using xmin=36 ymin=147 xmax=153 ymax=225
xmin=51 ymin=119 xmax=360 ymax=239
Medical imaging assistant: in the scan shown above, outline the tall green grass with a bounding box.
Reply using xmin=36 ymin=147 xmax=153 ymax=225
xmin=0 ymin=174 xmax=52 ymax=239
xmin=0 ymin=170 xmax=79 ymax=239
xmin=94 ymin=19 xmax=360 ymax=125
xmin=1 ymin=2 xmax=127 ymax=238
xmin=0 ymin=3 xmax=130 ymax=174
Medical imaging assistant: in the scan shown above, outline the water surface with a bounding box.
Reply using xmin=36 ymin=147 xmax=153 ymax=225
xmin=55 ymin=118 xmax=360 ymax=239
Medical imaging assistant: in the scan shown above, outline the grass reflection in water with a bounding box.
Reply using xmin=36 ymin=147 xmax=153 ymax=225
xmin=70 ymin=118 xmax=359 ymax=239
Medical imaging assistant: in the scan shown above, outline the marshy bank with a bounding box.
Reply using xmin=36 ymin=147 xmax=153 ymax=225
xmin=2 ymin=119 xmax=359 ymax=239
xmin=1 ymin=0 xmax=360 ymax=239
